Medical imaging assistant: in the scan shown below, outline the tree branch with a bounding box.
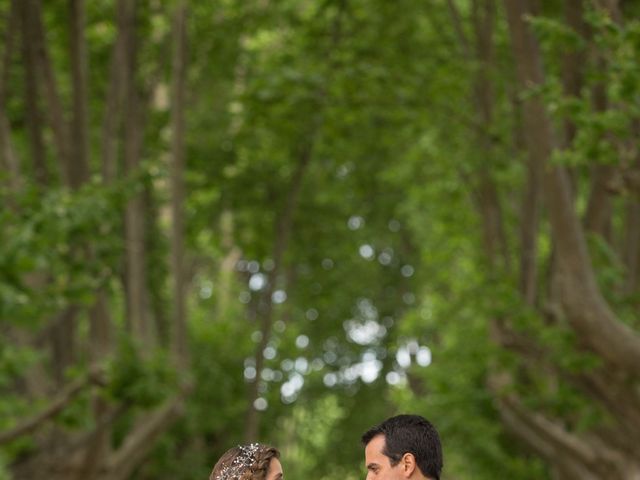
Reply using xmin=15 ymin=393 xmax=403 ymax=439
xmin=0 ymin=369 xmax=105 ymax=445
xmin=101 ymin=394 xmax=186 ymax=480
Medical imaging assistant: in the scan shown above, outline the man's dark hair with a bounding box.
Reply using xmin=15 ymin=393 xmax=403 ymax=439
xmin=361 ymin=414 xmax=443 ymax=480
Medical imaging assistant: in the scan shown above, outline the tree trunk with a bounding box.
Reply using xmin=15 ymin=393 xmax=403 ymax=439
xmin=124 ymin=91 xmax=152 ymax=345
xmin=101 ymin=0 xmax=134 ymax=183
xmin=19 ymin=0 xmax=48 ymax=186
xmin=0 ymin=108 xmax=20 ymax=192
xmin=121 ymin=8 xmax=153 ymax=346
xmin=499 ymin=1 xmax=640 ymax=474
xmin=0 ymin=0 xmax=21 ymax=193
xmin=470 ymin=0 xmax=511 ymax=273
xmin=623 ymin=171 xmax=640 ymax=294
xmin=519 ymin=150 xmax=541 ymax=305
xmin=31 ymin=0 xmax=71 ymax=182
xmin=503 ymin=0 xmax=542 ymax=305
xmin=68 ymin=0 xmax=90 ymax=188
xmin=78 ymin=294 xmax=112 ymax=480
xmin=493 ymin=388 xmax=640 ymax=480
xmin=49 ymin=0 xmax=92 ymax=396
xmin=80 ymin=2 xmax=137 ymax=475
xmin=503 ymin=0 xmax=640 ymax=374
xmin=584 ymin=1 xmax=622 ymax=240
xmin=560 ymin=0 xmax=586 ymax=148
xmin=169 ymin=0 xmax=188 ymax=367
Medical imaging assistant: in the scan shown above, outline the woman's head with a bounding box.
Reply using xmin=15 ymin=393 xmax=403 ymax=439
xmin=209 ymin=444 xmax=282 ymax=480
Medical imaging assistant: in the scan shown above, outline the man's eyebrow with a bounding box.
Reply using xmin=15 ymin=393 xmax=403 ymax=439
xmin=366 ymin=463 xmax=379 ymax=471
xmin=274 ymin=474 xmax=283 ymax=480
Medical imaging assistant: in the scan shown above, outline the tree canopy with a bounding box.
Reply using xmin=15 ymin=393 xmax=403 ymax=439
xmin=1 ymin=1 xmax=639 ymax=479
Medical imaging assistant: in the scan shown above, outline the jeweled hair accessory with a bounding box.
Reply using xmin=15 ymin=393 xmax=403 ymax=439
xmin=216 ymin=443 xmax=261 ymax=480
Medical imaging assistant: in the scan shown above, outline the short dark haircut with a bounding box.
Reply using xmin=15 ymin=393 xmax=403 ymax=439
xmin=361 ymin=414 xmax=443 ymax=480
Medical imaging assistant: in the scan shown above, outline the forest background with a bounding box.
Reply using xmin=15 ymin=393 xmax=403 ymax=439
xmin=1 ymin=0 xmax=640 ymax=479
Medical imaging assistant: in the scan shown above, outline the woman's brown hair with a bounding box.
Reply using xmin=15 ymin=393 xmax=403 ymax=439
xmin=209 ymin=443 xmax=280 ymax=480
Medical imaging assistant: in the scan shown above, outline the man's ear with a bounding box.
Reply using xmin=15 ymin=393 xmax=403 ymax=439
xmin=400 ymin=453 xmax=417 ymax=478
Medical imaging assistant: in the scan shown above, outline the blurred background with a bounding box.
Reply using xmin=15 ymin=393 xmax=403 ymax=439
xmin=1 ymin=0 xmax=640 ymax=479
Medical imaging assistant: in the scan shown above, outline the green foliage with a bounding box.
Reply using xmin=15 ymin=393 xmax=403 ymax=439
xmin=0 ymin=180 xmax=134 ymax=325
xmin=0 ymin=453 xmax=11 ymax=480
xmin=275 ymin=395 xmax=348 ymax=479
xmin=3 ymin=1 xmax=640 ymax=479
xmin=107 ymin=337 xmax=177 ymax=408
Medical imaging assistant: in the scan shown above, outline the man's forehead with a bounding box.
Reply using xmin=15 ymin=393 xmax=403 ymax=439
xmin=365 ymin=434 xmax=393 ymax=473
xmin=365 ymin=434 xmax=387 ymax=457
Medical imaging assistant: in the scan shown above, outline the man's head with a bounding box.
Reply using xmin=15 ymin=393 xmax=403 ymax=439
xmin=361 ymin=414 xmax=442 ymax=480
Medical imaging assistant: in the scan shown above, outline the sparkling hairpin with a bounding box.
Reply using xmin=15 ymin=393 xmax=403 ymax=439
xmin=216 ymin=443 xmax=261 ymax=480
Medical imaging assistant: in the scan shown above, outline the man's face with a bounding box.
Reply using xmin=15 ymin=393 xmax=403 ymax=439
xmin=364 ymin=434 xmax=404 ymax=480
